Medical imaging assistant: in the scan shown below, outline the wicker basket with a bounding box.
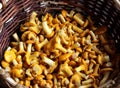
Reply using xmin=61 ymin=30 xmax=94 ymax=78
xmin=0 ymin=0 xmax=120 ymax=88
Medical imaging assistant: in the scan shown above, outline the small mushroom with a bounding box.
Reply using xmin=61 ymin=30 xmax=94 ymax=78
xmin=82 ymin=78 xmax=93 ymax=85
xmin=82 ymin=51 xmax=88 ymax=59
xmin=92 ymin=44 xmax=102 ymax=54
xmin=27 ymin=31 xmax=37 ymax=42
xmin=21 ymin=31 xmax=31 ymax=41
xmin=35 ymin=38 xmax=48 ymax=51
xmin=98 ymin=54 xmax=110 ymax=65
xmin=40 ymin=53 xmax=58 ymax=73
xmin=58 ymin=14 xmax=66 ymax=23
xmin=29 ymin=12 xmax=41 ymax=34
xmin=89 ymin=31 xmax=99 ymax=42
xmin=73 ymin=13 xmax=84 ymax=26
xmin=79 ymin=84 xmax=93 ymax=88
xmin=4 ymin=49 xmax=16 ymax=63
xmin=99 ymin=71 xmax=111 ymax=85
xmin=54 ymin=43 xmax=67 ymax=53
xmin=1 ymin=60 xmax=9 ymax=68
xmin=92 ymin=64 xmax=100 ymax=77
xmin=59 ymin=53 xmax=72 ymax=62
xmin=80 ymin=29 xmax=89 ymax=37
xmin=72 ymin=24 xmax=83 ymax=33
xmin=24 ymin=42 xmax=32 ymax=65
xmin=67 ymin=10 xmax=75 ymax=18
xmin=69 ymin=72 xmax=82 ymax=87
xmin=17 ymin=42 xmax=26 ymax=55
xmin=42 ymin=21 xmax=54 ymax=38
xmin=11 ymin=68 xmax=23 ymax=78
xmin=32 ymin=64 xmax=43 ymax=75
xmin=75 ymin=64 xmax=86 ymax=72
xmin=12 ymin=32 xmax=20 ymax=42
xmin=59 ymin=63 xmax=73 ymax=77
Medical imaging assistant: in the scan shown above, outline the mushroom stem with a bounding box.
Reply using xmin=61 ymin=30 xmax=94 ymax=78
xmin=58 ymin=14 xmax=66 ymax=23
xmin=100 ymin=71 xmax=111 ymax=85
xmin=82 ymin=78 xmax=93 ymax=85
xmin=40 ymin=54 xmax=55 ymax=66
xmin=27 ymin=43 xmax=32 ymax=53
xmin=73 ymin=13 xmax=84 ymax=26
xmin=17 ymin=42 xmax=25 ymax=54
xmin=72 ymin=25 xmax=83 ymax=33
xmin=75 ymin=64 xmax=85 ymax=72
xmin=54 ymin=43 xmax=67 ymax=53
xmin=12 ymin=33 xmax=20 ymax=42
xmin=89 ymin=31 xmax=98 ymax=42
xmin=59 ymin=63 xmax=73 ymax=77
xmin=42 ymin=21 xmax=53 ymax=37
xmin=35 ymin=38 xmax=48 ymax=51
xmin=93 ymin=64 xmax=99 ymax=76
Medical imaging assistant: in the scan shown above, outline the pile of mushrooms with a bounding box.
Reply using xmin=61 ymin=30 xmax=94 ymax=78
xmin=1 ymin=10 xmax=115 ymax=88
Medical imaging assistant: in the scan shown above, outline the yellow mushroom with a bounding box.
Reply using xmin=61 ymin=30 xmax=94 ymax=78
xmin=92 ymin=64 xmax=100 ymax=77
xmin=89 ymin=53 xmax=97 ymax=59
xmin=11 ymin=68 xmax=23 ymax=78
xmin=1 ymin=60 xmax=9 ymax=68
xmin=59 ymin=53 xmax=72 ymax=62
xmin=69 ymin=72 xmax=82 ymax=87
xmin=83 ymin=19 xmax=89 ymax=28
xmin=17 ymin=42 xmax=25 ymax=55
xmin=4 ymin=49 xmax=16 ymax=63
xmin=82 ymin=78 xmax=93 ymax=85
xmin=33 ymin=84 xmax=39 ymax=88
xmin=40 ymin=53 xmax=55 ymax=66
xmin=89 ymin=59 xmax=96 ymax=71
xmin=27 ymin=31 xmax=37 ymax=42
xmin=32 ymin=64 xmax=42 ymax=75
xmin=24 ymin=43 xmax=32 ymax=65
xmin=89 ymin=31 xmax=99 ymax=42
xmin=29 ymin=12 xmax=41 ymax=34
xmin=68 ymin=10 xmax=75 ymax=18
xmin=25 ymin=79 xmax=30 ymax=87
xmin=59 ymin=63 xmax=73 ymax=77
xmin=26 ymin=68 xmax=32 ymax=77
xmin=75 ymin=64 xmax=86 ymax=72
xmin=35 ymin=38 xmax=48 ymax=51
xmin=54 ymin=43 xmax=67 ymax=53
xmin=58 ymin=29 xmax=69 ymax=45
xmin=42 ymin=21 xmax=54 ymax=38
xmin=73 ymin=13 xmax=84 ymax=26
xmin=98 ymin=54 xmax=110 ymax=65
xmin=79 ymin=84 xmax=93 ymax=88
xmin=61 ymin=77 xmax=69 ymax=86
xmin=92 ymin=44 xmax=102 ymax=54
xmin=82 ymin=51 xmax=88 ymax=59
xmin=85 ymin=35 xmax=92 ymax=44
xmin=72 ymin=24 xmax=83 ymax=33
xmin=80 ymin=29 xmax=89 ymax=37
xmin=58 ymin=14 xmax=66 ymax=23
xmin=12 ymin=59 xmax=18 ymax=66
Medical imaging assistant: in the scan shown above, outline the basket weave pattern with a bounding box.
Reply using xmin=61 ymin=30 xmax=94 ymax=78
xmin=0 ymin=0 xmax=120 ymax=88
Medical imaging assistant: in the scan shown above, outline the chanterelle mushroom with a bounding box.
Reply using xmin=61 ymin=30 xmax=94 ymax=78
xmin=1 ymin=9 xmax=115 ymax=88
